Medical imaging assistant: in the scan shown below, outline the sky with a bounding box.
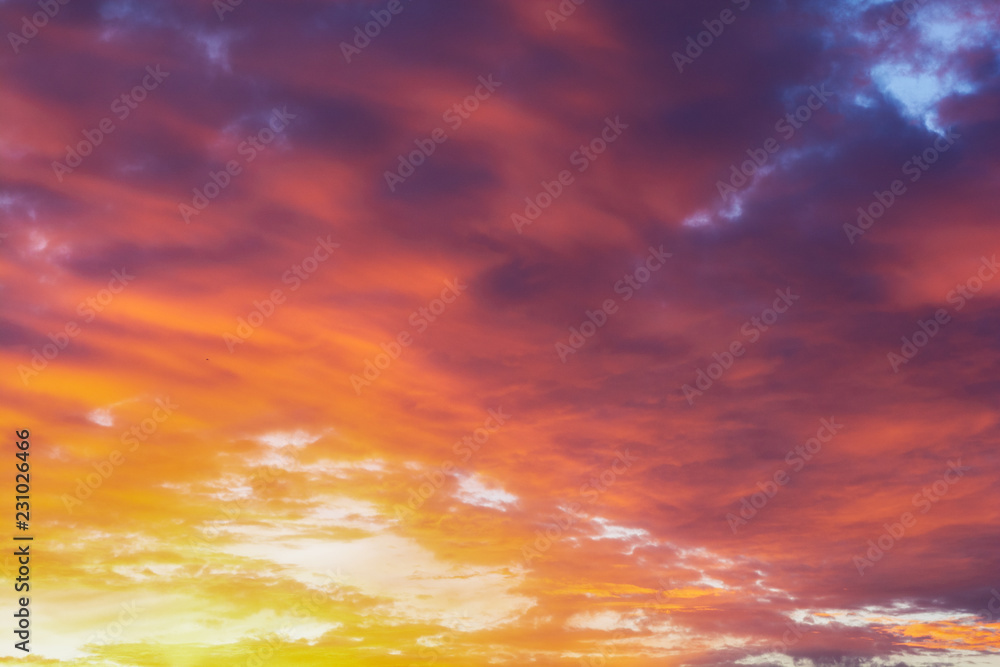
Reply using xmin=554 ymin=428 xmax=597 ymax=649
xmin=1 ymin=0 xmax=1000 ymax=665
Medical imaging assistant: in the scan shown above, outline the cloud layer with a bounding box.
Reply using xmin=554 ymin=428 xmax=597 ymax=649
xmin=1 ymin=0 xmax=999 ymax=664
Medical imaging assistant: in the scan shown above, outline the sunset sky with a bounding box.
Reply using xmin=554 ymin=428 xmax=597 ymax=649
xmin=2 ymin=0 xmax=1000 ymax=665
